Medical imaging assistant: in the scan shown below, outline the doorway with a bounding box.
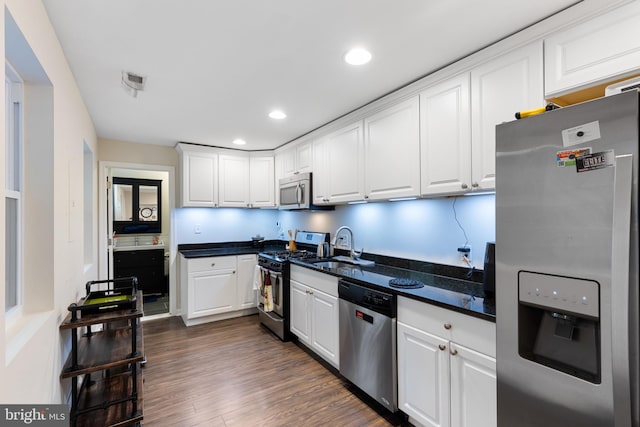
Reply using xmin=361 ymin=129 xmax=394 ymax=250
xmin=99 ymin=162 xmax=176 ymax=318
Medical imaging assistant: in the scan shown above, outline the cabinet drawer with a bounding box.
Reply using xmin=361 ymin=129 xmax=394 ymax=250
xmin=398 ymin=296 xmax=496 ymax=357
xmin=290 ymin=264 xmax=338 ymax=297
xmin=187 ymin=256 xmax=236 ymax=273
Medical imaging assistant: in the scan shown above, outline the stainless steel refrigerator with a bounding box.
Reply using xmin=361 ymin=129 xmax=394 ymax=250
xmin=495 ymin=90 xmax=639 ymax=427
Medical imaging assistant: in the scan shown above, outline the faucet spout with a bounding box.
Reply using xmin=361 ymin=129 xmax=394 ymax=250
xmin=331 ymin=226 xmax=362 ymax=259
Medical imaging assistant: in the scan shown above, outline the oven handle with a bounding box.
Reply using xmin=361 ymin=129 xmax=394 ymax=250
xmin=260 ymin=308 xmax=283 ymax=322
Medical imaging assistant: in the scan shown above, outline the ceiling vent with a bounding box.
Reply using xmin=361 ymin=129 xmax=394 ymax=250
xmin=121 ymin=71 xmax=146 ymax=97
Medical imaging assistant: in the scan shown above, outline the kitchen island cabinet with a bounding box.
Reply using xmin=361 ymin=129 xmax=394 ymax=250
xmin=179 ymin=254 xmax=257 ymax=326
xmin=289 ymin=264 xmax=340 ymax=368
xmin=397 ymin=296 xmax=496 ymax=427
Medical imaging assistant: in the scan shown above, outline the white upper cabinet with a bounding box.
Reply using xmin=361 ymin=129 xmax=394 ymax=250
xmin=295 ymin=142 xmax=313 ymax=174
xmin=545 ymin=2 xmax=640 ymax=97
xmin=364 ymin=96 xmax=421 ymax=200
xmin=177 ymin=144 xmax=218 ymax=207
xmin=277 ymin=140 xmax=313 ymax=178
xmin=313 ymin=121 xmax=365 ymax=204
xmin=420 ymin=74 xmax=472 ymax=196
xmin=249 ymin=155 xmax=275 ymax=207
xmin=471 ymin=41 xmax=544 ymax=191
xmin=218 ymin=153 xmax=250 ymax=207
xmin=219 ymin=153 xmax=275 ymax=208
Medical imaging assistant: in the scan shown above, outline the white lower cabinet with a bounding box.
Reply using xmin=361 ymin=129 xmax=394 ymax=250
xmin=180 ymin=254 xmax=257 ymax=326
xmin=449 ymin=342 xmax=497 ymax=427
xmin=397 ymin=296 xmax=496 ymax=427
xmin=289 ymin=265 xmax=339 ymax=368
xmin=236 ymin=254 xmax=258 ymax=309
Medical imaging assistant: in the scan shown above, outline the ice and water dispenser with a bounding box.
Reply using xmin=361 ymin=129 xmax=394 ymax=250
xmin=518 ymin=271 xmax=601 ymax=383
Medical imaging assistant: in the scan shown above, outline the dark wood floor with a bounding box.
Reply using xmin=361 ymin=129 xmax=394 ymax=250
xmin=142 ymin=314 xmax=408 ymax=426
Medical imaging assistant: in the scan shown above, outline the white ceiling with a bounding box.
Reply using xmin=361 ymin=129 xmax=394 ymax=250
xmin=42 ymin=0 xmax=579 ymax=151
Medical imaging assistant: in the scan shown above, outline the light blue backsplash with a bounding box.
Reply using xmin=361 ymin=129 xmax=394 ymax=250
xmin=174 ymin=194 xmax=495 ymax=268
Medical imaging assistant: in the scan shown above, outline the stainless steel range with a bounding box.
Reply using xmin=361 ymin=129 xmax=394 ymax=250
xmin=257 ymin=231 xmax=329 ymax=340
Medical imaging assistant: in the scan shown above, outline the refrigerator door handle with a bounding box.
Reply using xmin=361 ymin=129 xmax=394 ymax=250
xmin=611 ymin=154 xmax=633 ymax=427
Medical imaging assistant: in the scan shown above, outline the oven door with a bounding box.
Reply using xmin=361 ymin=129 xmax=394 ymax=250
xmin=258 ymin=267 xmax=283 ymax=317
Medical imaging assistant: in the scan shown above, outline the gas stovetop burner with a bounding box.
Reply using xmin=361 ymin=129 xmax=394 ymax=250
xmin=389 ymin=278 xmax=425 ymax=289
xmin=260 ymin=250 xmax=316 ymax=262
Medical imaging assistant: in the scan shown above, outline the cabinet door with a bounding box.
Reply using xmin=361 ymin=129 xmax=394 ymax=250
xmin=450 ymin=343 xmax=497 ymax=427
xmin=325 ymin=121 xmax=365 ymax=204
xmin=236 ymin=254 xmax=257 ymax=309
xmin=182 ymin=151 xmax=218 ymax=207
xmin=398 ymin=321 xmax=450 ymax=427
xmin=279 ymin=147 xmax=297 ymax=177
xmin=188 ymin=268 xmax=236 ymax=318
xmin=249 ymin=156 xmax=275 ymax=207
xmin=289 ymin=280 xmax=311 ymax=344
xmin=364 ymin=96 xmax=421 ymax=200
xmin=310 ymin=288 xmax=339 ymax=367
xmin=296 ymin=141 xmax=313 ymax=174
xmin=545 ymin=3 xmax=640 ymax=97
xmin=420 ymin=74 xmax=472 ymax=196
xmin=219 ymin=154 xmax=250 ymax=207
xmin=312 ymin=138 xmax=329 ymax=204
xmin=471 ymin=41 xmax=543 ymax=191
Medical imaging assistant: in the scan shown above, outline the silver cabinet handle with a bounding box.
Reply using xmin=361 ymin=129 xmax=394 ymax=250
xmin=211 ymin=263 xmax=215 ymax=267
xmin=444 ymin=323 xmax=452 ymax=330
xmin=450 ymin=349 xmax=458 ymax=356
xmin=472 ymin=182 xmax=479 ymax=188
xmin=611 ymin=154 xmax=633 ymax=427
xmin=461 ymin=183 xmax=468 ymax=189
xmin=438 ymin=344 xmax=446 ymax=351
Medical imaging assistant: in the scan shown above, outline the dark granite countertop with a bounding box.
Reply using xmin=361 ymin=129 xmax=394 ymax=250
xmin=178 ymin=240 xmax=286 ymax=258
xmin=290 ymin=258 xmax=495 ymax=322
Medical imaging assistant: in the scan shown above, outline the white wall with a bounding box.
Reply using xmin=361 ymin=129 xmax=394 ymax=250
xmin=175 ymin=208 xmax=279 ymax=244
xmin=1 ymin=0 xmax=98 ymax=404
xmin=175 ymin=194 xmax=495 ymax=269
xmin=279 ymin=194 xmax=495 ymax=268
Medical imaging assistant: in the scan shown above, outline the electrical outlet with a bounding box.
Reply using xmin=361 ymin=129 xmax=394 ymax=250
xmin=458 ymin=246 xmax=471 ymax=262
xmin=195 ymin=224 xmax=201 ymax=234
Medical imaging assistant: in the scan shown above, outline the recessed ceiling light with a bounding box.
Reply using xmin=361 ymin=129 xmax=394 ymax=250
xmin=232 ymin=138 xmax=247 ymax=146
xmin=268 ymin=110 xmax=287 ymax=120
xmin=344 ymin=48 xmax=372 ymax=66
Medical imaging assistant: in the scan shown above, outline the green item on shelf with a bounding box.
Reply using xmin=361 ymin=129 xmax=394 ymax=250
xmin=85 ymin=294 xmax=131 ymax=306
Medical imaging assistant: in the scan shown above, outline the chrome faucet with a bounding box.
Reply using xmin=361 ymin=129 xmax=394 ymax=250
xmin=331 ymin=226 xmax=362 ymax=259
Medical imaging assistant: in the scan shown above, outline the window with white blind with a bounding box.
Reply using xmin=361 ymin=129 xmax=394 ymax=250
xmin=5 ymin=62 xmax=23 ymax=315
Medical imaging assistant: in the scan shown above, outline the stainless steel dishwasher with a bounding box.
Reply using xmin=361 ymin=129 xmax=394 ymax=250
xmin=338 ymin=279 xmax=397 ymax=412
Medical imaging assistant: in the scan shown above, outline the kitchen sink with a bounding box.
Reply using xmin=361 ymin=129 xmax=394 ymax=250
xmin=312 ymin=261 xmax=356 ymax=269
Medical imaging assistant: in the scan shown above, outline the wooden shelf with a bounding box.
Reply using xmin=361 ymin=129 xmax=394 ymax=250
xmin=61 ymin=324 xmax=144 ymax=378
xmin=74 ymin=367 xmax=144 ymax=427
xmin=62 ymin=286 xmax=144 ymax=426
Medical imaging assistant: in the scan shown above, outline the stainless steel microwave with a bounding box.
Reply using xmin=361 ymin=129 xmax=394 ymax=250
xmin=278 ymin=172 xmax=332 ymax=210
